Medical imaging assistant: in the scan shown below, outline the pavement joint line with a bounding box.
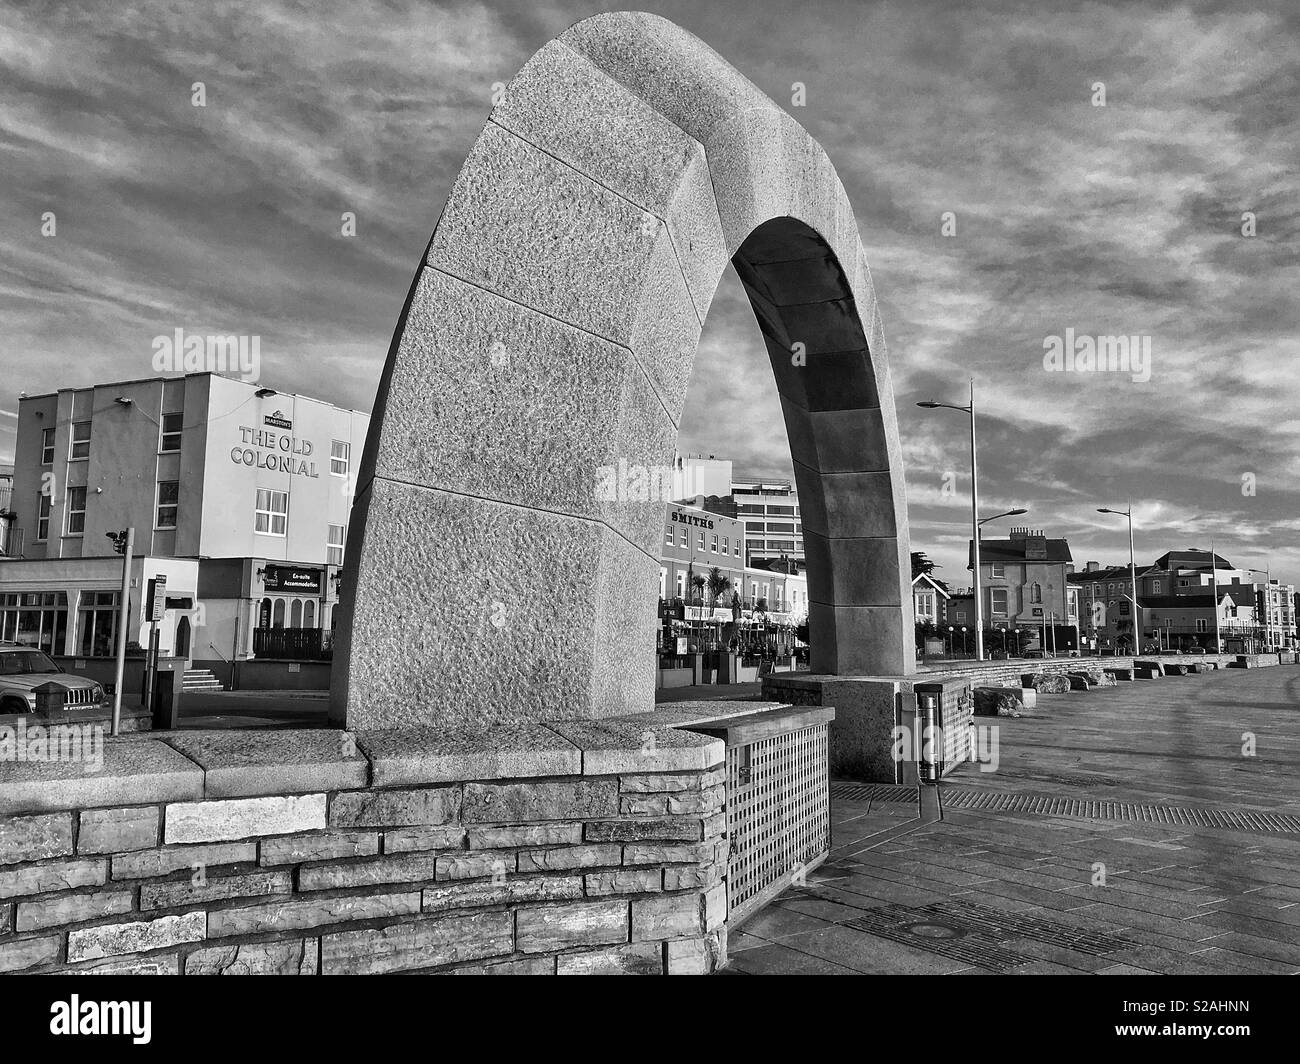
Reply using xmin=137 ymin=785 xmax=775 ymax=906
xmin=1196 ymin=898 xmax=1229 ymax=906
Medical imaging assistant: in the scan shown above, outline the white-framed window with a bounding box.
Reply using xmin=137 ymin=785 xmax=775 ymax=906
xmin=41 ymin=427 xmax=55 ymax=465
xmin=675 ymin=571 xmax=685 ymax=599
xmin=70 ymin=421 xmax=91 ymax=461
xmin=711 ymin=534 xmax=718 ymax=553
xmin=659 ymin=567 xmax=667 ymax=599
xmin=698 ymin=531 xmax=706 ymax=551
xmin=331 ymin=440 xmax=350 ymax=477
xmin=678 ymin=526 xmax=687 ymax=548
xmin=36 ymin=494 xmax=51 ymax=541
xmin=77 ymin=591 xmax=119 ymax=657
xmin=327 ymin=524 xmax=345 ymax=566
xmin=916 ymin=592 xmax=934 ymax=619
xmin=255 ymin=488 xmax=288 ymax=536
xmin=66 ymin=486 xmax=86 ymax=535
xmin=733 ymin=541 xmax=740 ymax=558
xmin=1152 ymin=579 xmax=1162 ymax=594
xmin=156 ymin=481 xmax=179 ymax=529
xmin=990 ymin=589 xmax=1008 ymax=616
xmin=990 ymin=563 xmax=1005 ymax=578
xmin=722 ymin=536 xmax=729 ymax=554
xmin=665 ymin=526 xmax=674 ymax=546
xmin=160 ymin=412 xmax=183 ymax=452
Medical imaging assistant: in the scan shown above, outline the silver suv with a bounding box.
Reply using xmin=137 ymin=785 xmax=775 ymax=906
xmin=0 ymin=645 xmax=106 ymax=715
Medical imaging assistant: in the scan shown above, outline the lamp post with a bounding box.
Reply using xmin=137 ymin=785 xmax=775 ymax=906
xmin=918 ymin=381 xmax=989 ymax=659
xmin=1097 ymin=506 xmax=1140 ymax=652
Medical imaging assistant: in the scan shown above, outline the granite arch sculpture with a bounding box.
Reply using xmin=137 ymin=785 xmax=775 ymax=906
xmin=330 ymin=11 xmax=915 ymax=730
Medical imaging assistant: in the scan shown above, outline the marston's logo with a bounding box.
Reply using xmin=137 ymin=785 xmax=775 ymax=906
xmin=264 ymin=410 xmax=292 ymax=429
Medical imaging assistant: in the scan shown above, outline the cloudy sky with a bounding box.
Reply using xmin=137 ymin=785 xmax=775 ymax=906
xmin=2 ymin=0 xmax=1297 ymax=583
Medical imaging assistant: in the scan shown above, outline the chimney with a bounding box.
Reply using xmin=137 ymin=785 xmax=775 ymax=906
xmin=1085 ymin=560 xmax=1100 ymax=572
xmin=1023 ymin=528 xmax=1048 ymax=560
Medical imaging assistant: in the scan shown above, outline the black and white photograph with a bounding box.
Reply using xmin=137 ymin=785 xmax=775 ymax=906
xmin=0 ymin=0 xmax=1296 ymax=1035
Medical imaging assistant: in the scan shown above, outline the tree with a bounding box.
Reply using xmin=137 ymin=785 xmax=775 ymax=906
xmin=706 ymin=566 xmax=732 ymax=607
xmin=911 ymin=552 xmax=940 ymax=579
xmin=690 ymin=573 xmax=707 ymax=603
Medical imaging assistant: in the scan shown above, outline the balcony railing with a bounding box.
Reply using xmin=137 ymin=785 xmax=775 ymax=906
xmin=253 ymin=627 xmax=333 ymax=661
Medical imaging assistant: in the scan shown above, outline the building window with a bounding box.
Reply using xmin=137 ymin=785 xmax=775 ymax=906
xmin=0 ymin=591 xmax=69 ymax=654
xmin=698 ymin=531 xmax=706 ymax=551
xmin=711 ymin=534 xmax=718 ymax=553
xmin=1196 ymin=618 xmax=1208 ymax=632
xmin=159 ymin=412 xmax=183 ymax=452
xmin=675 ymin=571 xmax=685 ymax=599
xmin=1178 ymin=578 xmax=1190 ymax=587
xmin=77 ymin=591 xmax=119 ymax=657
xmin=327 ymin=524 xmax=345 ymax=566
xmin=70 ymin=421 xmax=91 ymax=461
xmin=1152 ymin=579 xmax=1162 ymax=594
xmin=66 ymin=486 xmax=86 ymax=536
xmin=665 ymin=526 xmax=674 ymax=546
xmin=255 ymin=489 xmax=288 ymax=536
xmin=331 ymin=440 xmax=350 ymax=477
xmin=722 ymin=537 xmax=728 ymax=555
xmin=990 ymin=564 xmax=1005 ymax=578
xmin=733 ymin=541 xmax=740 ymax=558
xmin=41 ymin=427 xmax=55 ymax=465
xmin=1031 ymin=583 xmax=1042 ymax=604
xmin=36 ymin=494 xmax=51 ymax=541
xmin=990 ymin=589 xmax=1008 ymax=616
xmin=678 ymin=527 xmax=687 ymax=548
xmin=156 ymin=481 xmax=179 ymax=529
xmin=659 ymin=568 xmax=667 ymax=599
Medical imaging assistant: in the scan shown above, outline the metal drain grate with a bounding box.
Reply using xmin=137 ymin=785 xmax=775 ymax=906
xmin=940 ymin=789 xmax=1300 ymax=834
xmin=845 ymin=899 xmax=1134 ymax=972
xmin=829 ymin=782 xmax=918 ymax=804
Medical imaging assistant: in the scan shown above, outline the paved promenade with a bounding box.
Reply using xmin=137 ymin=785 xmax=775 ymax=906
xmin=727 ymin=665 xmax=1300 ymax=974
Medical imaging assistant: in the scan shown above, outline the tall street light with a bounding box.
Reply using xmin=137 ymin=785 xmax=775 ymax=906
xmin=1243 ymin=565 xmax=1272 ymax=651
xmin=1097 ymin=506 xmax=1140 ymax=652
xmin=918 ymin=380 xmax=989 ymax=659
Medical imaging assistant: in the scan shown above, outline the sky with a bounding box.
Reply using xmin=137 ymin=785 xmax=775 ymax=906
xmin=2 ymin=0 xmax=1297 ymax=584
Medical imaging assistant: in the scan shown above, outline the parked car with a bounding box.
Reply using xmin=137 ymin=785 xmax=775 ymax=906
xmin=0 ymin=644 xmax=106 ymax=715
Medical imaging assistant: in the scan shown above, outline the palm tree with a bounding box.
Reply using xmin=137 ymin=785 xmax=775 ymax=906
xmin=707 ymin=566 xmax=732 ymax=608
xmin=690 ymin=573 xmax=707 ymax=604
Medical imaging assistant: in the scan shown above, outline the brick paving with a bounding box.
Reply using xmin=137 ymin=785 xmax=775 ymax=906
xmin=726 ymin=664 xmax=1300 ymax=974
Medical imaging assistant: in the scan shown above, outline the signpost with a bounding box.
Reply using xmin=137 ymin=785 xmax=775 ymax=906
xmin=143 ymin=575 xmax=167 ymax=715
xmin=106 ymin=528 xmax=134 ymax=736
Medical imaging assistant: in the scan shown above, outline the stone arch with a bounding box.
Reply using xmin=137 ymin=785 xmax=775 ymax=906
xmin=330 ymin=11 xmax=914 ymax=730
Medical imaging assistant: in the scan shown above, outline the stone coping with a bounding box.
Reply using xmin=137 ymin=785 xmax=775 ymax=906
xmin=0 ymin=702 xmax=811 ymax=815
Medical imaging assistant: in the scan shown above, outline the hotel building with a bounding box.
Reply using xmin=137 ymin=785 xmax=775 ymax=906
xmin=0 ymin=373 xmax=368 ymax=687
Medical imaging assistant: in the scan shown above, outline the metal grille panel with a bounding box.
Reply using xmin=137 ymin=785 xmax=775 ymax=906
xmin=727 ymin=723 xmax=830 ymax=925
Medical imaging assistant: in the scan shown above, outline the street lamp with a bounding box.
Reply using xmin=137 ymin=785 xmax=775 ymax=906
xmin=919 ymin=381 xmax=994 ymax=660
xmin=1097 ymin=506 xmax=1140 ymax=652
xmin=1243 ymin=566 xmax=1272 ymax=651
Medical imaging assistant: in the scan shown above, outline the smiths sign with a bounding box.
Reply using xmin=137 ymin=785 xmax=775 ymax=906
xmin=262 ymin=565 xmax=322 ymax=593
xmin=669 ymin=508 xmax=715 ymax=531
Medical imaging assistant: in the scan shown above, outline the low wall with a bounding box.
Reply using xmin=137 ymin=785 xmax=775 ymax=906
xmin=0 ymin=720 xmax=739 ymax=975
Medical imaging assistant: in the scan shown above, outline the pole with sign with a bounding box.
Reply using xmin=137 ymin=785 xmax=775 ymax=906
xmin=143 ymin=575 xmax=166 ymax=715
xmin=108 ymin=528 xmax=134 ymax=736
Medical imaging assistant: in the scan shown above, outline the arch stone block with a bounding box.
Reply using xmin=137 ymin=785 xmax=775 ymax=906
xmin=331 ymin=12 xmax=916 ymax=730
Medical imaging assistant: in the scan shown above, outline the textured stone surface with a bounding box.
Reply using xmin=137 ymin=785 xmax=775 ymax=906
xmin=162 ymin=731 xmax=367 ymax=797
xmin=557 ymin=942 xmax=662 ymax=975
xmin=466 ymin=824 xmax=582 ymax=849
xmin=164 ymin=794 xmax=327 ymax=844
xmin=516 ymin=844 xmax=621 ymax=872
xmin=585 ymin=818 xmax=701 ymax=843
xmin=383 ymin=826 xmax=468 ymax=854
xmin=0 ymin=739 xmax=202 ymax=815
xmin=585 ymin=869 xmax=662 ymax=896
xmin=359 ymin=722 xmax=580 ymax=787
xmin=61 ymin=954 xmax=180 ymax=975
xmin=0 ymin=934 xmax=60 ymax=972
xmin=422 ymin=875 xmax=583 ymax=913
xmin=0 ymin=813 xmax=72 ymax=865
xmin=631 ymin=893 xmax=702 ymax=940
xmin=547 ymin=720 xmax=724 ymax=775
xmin=666 ymin=930 xmax=727 ymax=974
xmin=297 ymin=853 xmax=443 ymax=891
xmin=207 ymin=892 xmax=421 ymax=937
xmin=77 ymin=806 xmax=159 ymax=854
xmin=0 ymin=858 xmax=105 ymax=899
xmin=331 ymin=10 xmax=913 ymax=729
xmin=329 ymin=786 xmax=460 ymax=828
xmin=451 ymin=956 xmax=556 ymax=975
xmin=17 ymin=889 xmax=134 ymax=931
xmin=516 ymin=899 xmax=629 ymax=953
xmin=259 ymin=830 xmax=380 ymax=865
xmin=139 ymin=870 xmax=291 ymax=910
xmin=67 ymin=911 xmax=205 ymax=962
xmin=112 ymin=842 xmax=256 ymax=879
xmin=321 ymin=911 xmax=513 ymax=974
xmin=185 ymin=938 xmax=318 ymax=975
xmin=462 ymin=779 xmax=617 ymax=823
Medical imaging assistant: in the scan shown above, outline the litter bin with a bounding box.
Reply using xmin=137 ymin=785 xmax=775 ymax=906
xmin=146 ymin=657 xmax=186 ymax=729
